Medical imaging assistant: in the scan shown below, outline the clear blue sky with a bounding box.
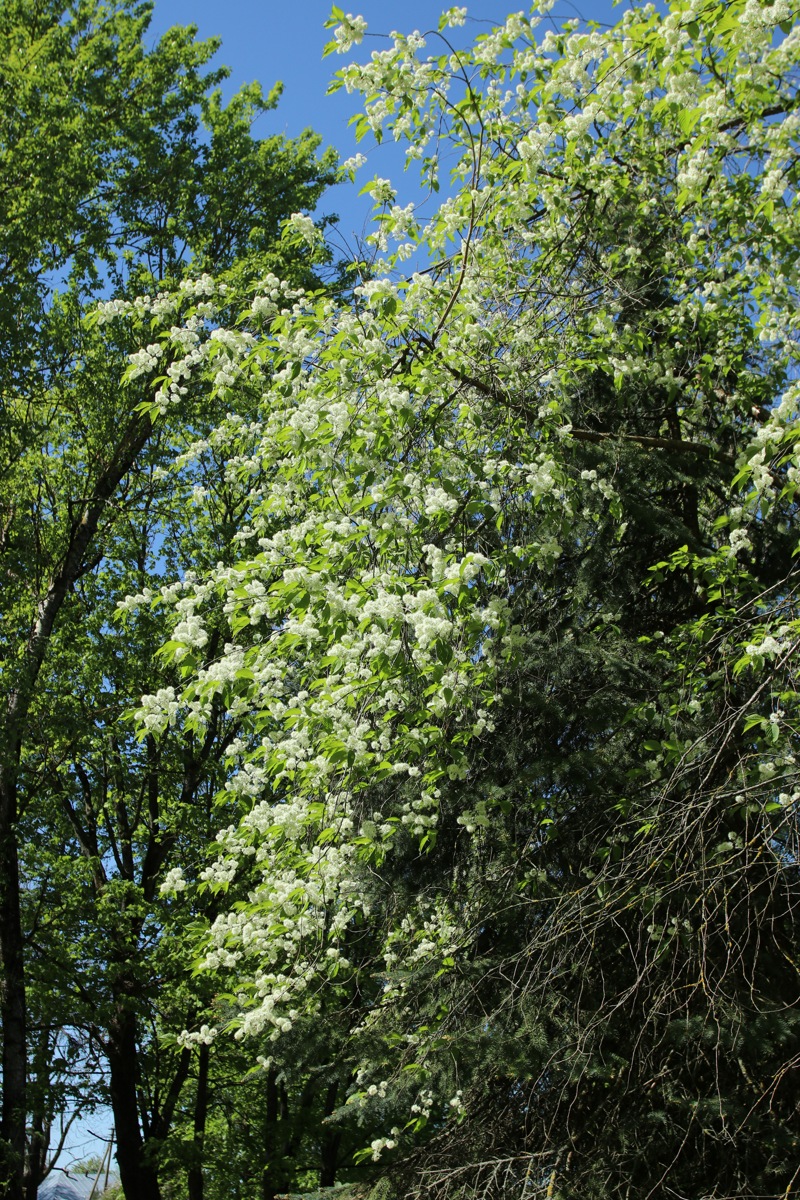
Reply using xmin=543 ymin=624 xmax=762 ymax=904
xmin=145 ymin=0 xmax=623 ymax=253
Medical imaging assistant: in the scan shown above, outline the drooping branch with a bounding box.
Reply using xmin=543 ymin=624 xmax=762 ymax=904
xmin=446 ymin=365 xmax=730 ymax=461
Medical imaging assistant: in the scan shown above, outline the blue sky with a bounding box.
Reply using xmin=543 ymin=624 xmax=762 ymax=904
xmin=145 ymin=0 xmax=623 ymax=255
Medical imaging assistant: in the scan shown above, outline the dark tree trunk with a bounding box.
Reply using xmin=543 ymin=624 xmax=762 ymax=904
xmin=107 ymin=1005 xmax=162 ymax=1200
xmin=319 ymin=1080 xmax=341 ymax=1188
xmin=23 ymin=1027 xmax=52 ymax=1200
xmin=23 ymin=1129 xmax=45 ymax=1200
xmin=0 ymin=780 xmax=26 ymax=1200
xmin=187 ymin=1043 xmax=210 ymax=1200
xmin=261 ymin=1066 xmax=281 ymax=1200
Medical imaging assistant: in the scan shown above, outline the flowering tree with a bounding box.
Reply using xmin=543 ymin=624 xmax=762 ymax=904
xmin=111 ymin=0 xmax=800 ymax=1194
xmin=0 ymin=4 xmax=336 ymax=1198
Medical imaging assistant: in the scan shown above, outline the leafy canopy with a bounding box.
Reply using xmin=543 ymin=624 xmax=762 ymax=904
xmin=103 ymin=0 xmax=800 ymax=1194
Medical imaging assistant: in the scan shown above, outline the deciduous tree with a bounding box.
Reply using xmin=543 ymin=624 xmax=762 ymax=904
xmin=0 ymin=3 xmax=335 ymax=1196
xmin=129 ymin=0 xmax=800 ymax=1194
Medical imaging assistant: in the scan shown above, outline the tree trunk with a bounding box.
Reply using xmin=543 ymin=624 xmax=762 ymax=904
xmin=261 ymin=1066 xmax=281 ymax=1200
xmin=187 ymin=1043 xmax=210 ymax=1200
xmin=0 ymin=778 xmax=26 ymax=1200
xmin=319 ymin=1080 xmax=341 ymax=1188
xmin=107 ymin=1005 xmax=161 ymax=1200
xmin=23 ymin=1026 xmax=52 ymax=1200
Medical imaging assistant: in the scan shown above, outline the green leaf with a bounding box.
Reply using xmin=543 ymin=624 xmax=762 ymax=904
xmin=678 ymin=106 xmax=700 ymax=136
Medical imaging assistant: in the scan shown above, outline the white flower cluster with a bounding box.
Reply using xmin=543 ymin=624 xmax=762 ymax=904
xmin=365 ymin=177 xmax=396 ymax=204
xmin=160 ymin=867 xmax=187 ymax=894
xmin=95 ymin=297 xmax=129 ymax=323
xmin=333 ymin=12 xmax=368 ymax=53
xmin=356 ymin=277 xmax=399 ymax=307
xmin=442 ymin=6 xmax=467 ymax=28
xmin=745 ymin=634 xmax=788 ymax=661
xmin=342 ymin=152 xmax=368 ymax=173
xmin=286 ymin=212 xmax=320 ymax=245
xmin=729 ymin=528 xmax=753 ymax=557
xmin=411 ymin=1088 xmax=434 ymax=1117
xmin=370 ymin=1135 xmax=397 ymax=1161
xmin=178 ymin=1024 xmax=217 ymax=1048
xmin=135 ymin=687 xmax=180 ymax=734
xmin=127 ymin=342 xmax=163 ymax=380
xmin=179 ymin=273 xmax=221 ymax=298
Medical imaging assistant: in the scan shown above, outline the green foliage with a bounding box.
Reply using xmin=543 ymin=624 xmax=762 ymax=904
xmin=0 ymin=2 xmax=337 ymax=1198
xmin=113 ymin=0 xmax=800 ymax=1196
xmin=5 ymin=0 xmax=800 ymax=1198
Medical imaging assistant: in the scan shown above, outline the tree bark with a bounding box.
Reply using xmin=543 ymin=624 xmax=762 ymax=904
xmin=187 ymin=1043 xmax=210 ymax=1200
xmin=261 ymin=1066 xmax=281 ymax=1200
xmin=107 ymin=983 xmax=194 ymax=1200
xmin=23 ymin=1026 xmax=52 ymax=1200
xmin=0 ymin=788 xmax=26 ymax=1200
xmin=107 ymin=1004 xmax=162 ymax=1200
xmin=319 ymin=1080 xmax=341 ymax=1188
